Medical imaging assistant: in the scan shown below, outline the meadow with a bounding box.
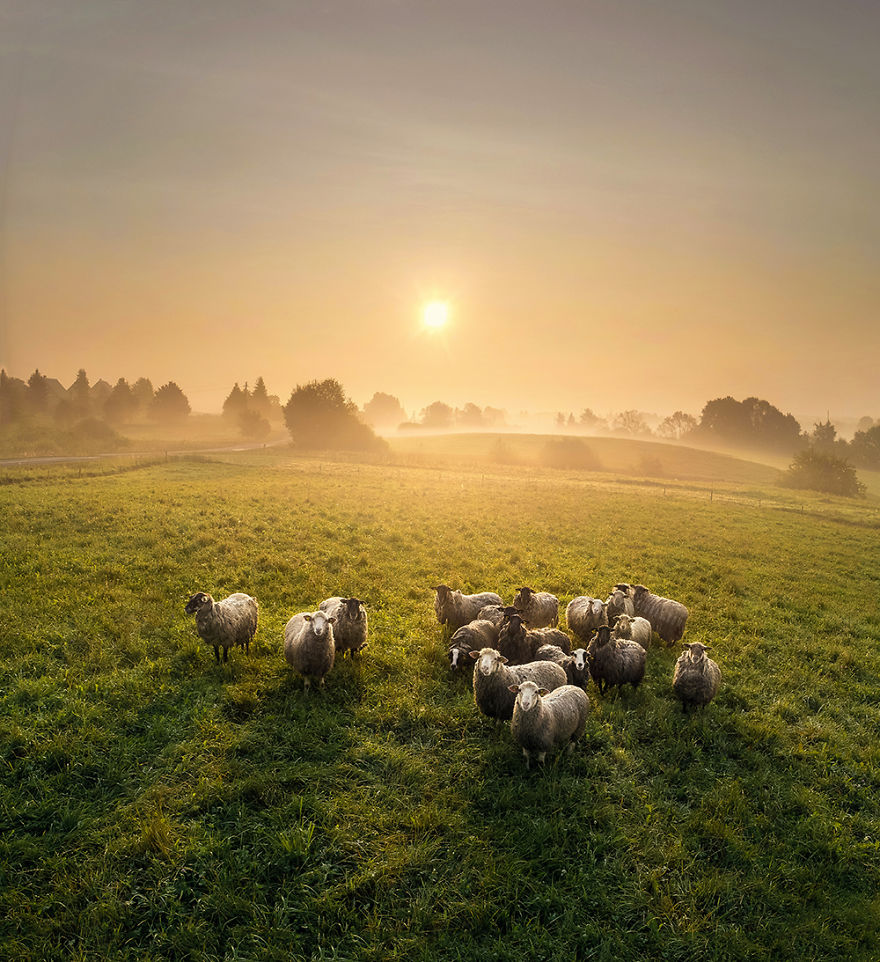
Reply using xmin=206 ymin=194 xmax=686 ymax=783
xmin=2 ymin=443 xmax=880 ymax=961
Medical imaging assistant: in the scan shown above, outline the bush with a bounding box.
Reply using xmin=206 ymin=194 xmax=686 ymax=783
xmin=283 ymin=378 xmax=386 ymax=452
xmin=539 ymin=438 xmax=601 ymax=471
xmin=780 ymin=449 xmax=866 ymax=498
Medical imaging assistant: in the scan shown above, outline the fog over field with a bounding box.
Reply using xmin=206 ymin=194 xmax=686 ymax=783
xmin=1 ymin=1 xmax=879 ymax=418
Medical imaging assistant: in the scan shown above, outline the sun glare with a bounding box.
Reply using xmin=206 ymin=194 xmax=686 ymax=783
xmin=422 ymin=300 xmax=450 ymax=330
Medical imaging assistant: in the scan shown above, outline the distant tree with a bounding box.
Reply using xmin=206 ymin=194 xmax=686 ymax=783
xmin=457 ymin=402 xmax=485 ymax=428
xmin=0 ymin=369 xmax=26 ymax=424
xmin=222 ymin=382 xmax=249 ymax=420
xmin=420 ymin=401 xmax=454 ymax=430
xmin=579 ymin=408 xmax=607 ymax=432
xmin=283 ymin=378 xmax=385 ymax=451
xmin=151 ymin=381 xmax=191 ymax=422
xmin=104 ymin=378 xmax=136 ymax=424
xmin=614 ymin=410 xmax=652 ymax=436
xmin=483 ymin=406 xmax=506 ymax=427
xmin=849 ymin=424 xmax=880 ymax=468
xmin=27 ymin=369 xmax=49 ymax=414
xmin=567 ymin=413 xmax=576 ymax=428
xmin=238 ymin=407 xmax=271 ymax=440
xmin=657 ymin=411 xmax=698 ymax=441
xmin=555 ymin=412 xmax=566 ymax=429
xmin=856 ymin=416 xmax=876 ymax=434
xmin=698 ymin=395 xmax=801 ymax=450
xmin=780 ymin=449 xmax=865 ymax=498
xmin=69 ymin=368 xmax=91 ymax=418
xmin=809 ymin=418 xmax=842 ymax=455
xmin=131 ymin=378 xmax=155 ymax=416
xmin=362 ymin=392 xmax=407 ymax=430
xmin=250 ymin=377 xmax=272 ymax=418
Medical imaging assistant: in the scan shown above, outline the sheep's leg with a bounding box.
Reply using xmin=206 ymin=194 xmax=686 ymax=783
xmin=222 ymin=647 xmax=229 ymax=664
xmin=522 ymin=748 xmax=531 ymax=769
xmin=537 ymin=752 xmax=547 ymax=765
xmin=213 ymin=645 xmax=220 ymax=664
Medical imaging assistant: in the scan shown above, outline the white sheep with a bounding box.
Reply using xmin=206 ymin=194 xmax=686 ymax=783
xmin=433 ymin=585 xmax=504 ymax=631
xmin=283 ymin=609 xmax=336 ymax=690
xmin=318 ymin=596 xmax=368 ymax=657
xmin=513 ymin=586 xmax=559 ymax=628
xmin=612 ymin=612 xmax=653 ymax=650
xmin=469 ymin=647 xmax=568 ymax=722
xmin=533 ymin=644 xmax=591 ymax=689
xmin=673 ymin=642 xmax=722 ymax=711
xmin=565 ymin=596 xmax=607 ymax=643
xmin=508 ymin=680 xmax=590 ymax=768
xmin=184 ymin=591 xmax=258 ymax=664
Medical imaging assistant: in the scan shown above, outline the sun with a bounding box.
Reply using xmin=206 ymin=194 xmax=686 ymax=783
xmin=422 ymin=300 xmax=450 ymax=330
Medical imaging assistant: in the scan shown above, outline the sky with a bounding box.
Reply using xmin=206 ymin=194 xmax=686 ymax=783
xmin=0 ymin=0 xmax=878 ymax=421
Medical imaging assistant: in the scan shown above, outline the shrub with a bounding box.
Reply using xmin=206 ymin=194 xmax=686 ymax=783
xmin=780 ymin=449 xmax=866 ymax=498
xmin=539 ymin=437 xmax=601 ymax=471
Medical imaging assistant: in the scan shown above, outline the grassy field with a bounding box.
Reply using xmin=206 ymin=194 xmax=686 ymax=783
xmin=2 ymin=445 xmax=879 ymax=961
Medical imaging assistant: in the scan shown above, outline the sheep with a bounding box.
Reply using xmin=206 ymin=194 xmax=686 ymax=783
xmin=508 ymin=681 xmax=590 ymax=769
xmin=447 ymin=619 xmax=499 ymax=672
xmin=565 ymin=595 xmax=608 ymax=643
xmin=612 ymin=612 xmax=653 ymax=650
xmin=433 ymin=585 xmax=504 ymax=631
xmin=476 ymin=604 xmax=507 ymax=630
xmin=512 ymin=586 xmax=559 ymax=628
xmin=497 ymin=612 xmax=571 ymax=665
xmin=469 ymin=647 xmax=568 ymax=722
xmin=533 ymin=644 xmax=592 ymax=689
xmin=283 ymin=609 xmax=336 ymax=690
xmin=605 ymin=584 xmax=635 ymax=623
xmin=632 ymin=584 xmax=689 ymax=644
xmin=673 ymin=642 xmax=722 ymax=711
xmin=588 ymin=625 xmax=646 ymax=695
xmin=318 ymin=596 xmax=368 ymax=657
xmin=184 ymin=591 xmax=258 ymax=664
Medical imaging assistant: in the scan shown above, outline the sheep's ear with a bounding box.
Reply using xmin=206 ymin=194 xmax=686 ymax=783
xmin=499 ymin=655 xmax=508 ymax=664
xmin=327 ymin=615 xmax=336 ymax=623
xmin=538 ymin=688 xmax=550 ymax=696
xmin=507 ymin=685 xmax=520 ymax=693
xmin=468 ymin=650 xmax=480 ymax=660
xmin=304 ymin=614 xmax=312 ymax=622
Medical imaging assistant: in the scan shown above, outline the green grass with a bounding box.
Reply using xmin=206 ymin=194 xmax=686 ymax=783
xmin=2 ymin=449 xmax=879 ymax=960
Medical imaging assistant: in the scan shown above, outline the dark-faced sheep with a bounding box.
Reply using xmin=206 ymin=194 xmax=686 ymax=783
xmin=498 ymin=612 xmax=570 ymax=665
xmin=469 ymin=647 xmax=568 ymax=722
xmin=513 ymin=586 xmax=559 ymax=628
xmin=673 ymin=642 xmax=722 ymax=711
xmin=184 ymin=591 xmax=258 ymax=664
xmin=605 ymin=584 xmax=635 ymax=624
xmin=534 ymin=644 xmax=591 ymax=689
xmin=283 ymin=610 xmax=336 ymax=690
xmin=447 ymin=619 xmax=499 ymax=672
xmin=318 ymin=596 xmax=368 ymax=657
xmin=588 ymin=625 xmax=646 ymax=695
xmin=433 ymin=585 xmax=504 ymax=631
xmin=632 ymin=584 xmax=688 ymax=644
xmin=565 ymin=596 xmax=607 ymax=643
xmin=508 ymin=681 xmax=590 ymax=769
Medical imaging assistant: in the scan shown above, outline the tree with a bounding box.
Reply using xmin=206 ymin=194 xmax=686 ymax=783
xmin=420 ymin=401 xmax=454 ymax=430
xmin=0 ymin=369 xmax=26 ymax=424
xmin=27 ymin=369 xmax=49 ymax=414
xmin=579 ymin=408 xmax=607 ymax=432
xmin=698 ymin=395 xmax=801 ymax=450
xmin=131 ymin=378 xmax=155 ymax=417
xmin=849 ymin=424 xmax=880 ymax=468
xmin=780 ymin=449 xmax=865 ymax=498
xmin=69 ymin=368 xmax=91 ymax=418
xmin=283 ymin=378 xmax=385 ymax=451
xmin=362 ymin=392 xmax=407 ymax=430
xmin=613 ymin=410 xmax=652 ymax=436
xmin=250 ymin=377 xmax=272 ymax=418
xmin=151 ymin=381 xmax=191 ymax=422
xmin=238 ymin=408 xmax=271 ymax=440
xmin=223 ymin=382 xmax=249 ymax=420
xmin=456 ymin=402 xmax=484 ymax=428
xmin=657 ymin=411 xmax=697 ymax=441
xmin=104 ymin=378 xmax=136 ymax=424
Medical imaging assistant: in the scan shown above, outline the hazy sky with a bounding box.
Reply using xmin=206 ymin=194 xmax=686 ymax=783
xmin=1 ymin=0 xmax=878 ymax=420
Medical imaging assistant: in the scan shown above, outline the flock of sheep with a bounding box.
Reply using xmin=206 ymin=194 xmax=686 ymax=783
xmin=435 ymin=583 xmax=721 ymax=767
xmin=183 ymin=580 xmax=721 ymax=769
